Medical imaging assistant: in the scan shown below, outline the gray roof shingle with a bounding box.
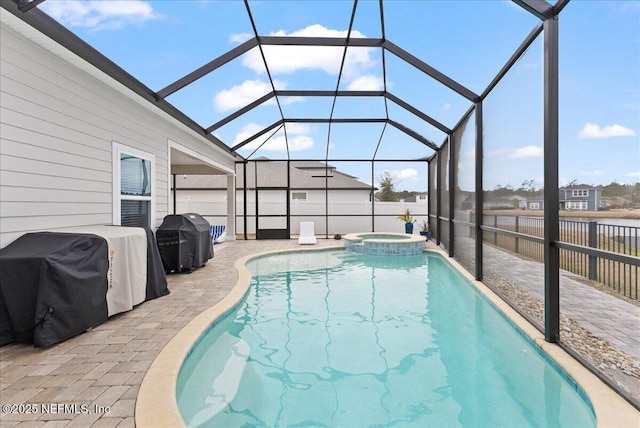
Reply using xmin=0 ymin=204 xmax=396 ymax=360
xmin=175 ymin=160 xmax=373 ymax=190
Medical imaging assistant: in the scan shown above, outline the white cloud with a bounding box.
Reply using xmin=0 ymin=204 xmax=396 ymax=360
xmin=443 ymin=103 xmax=452 ymax=111
xmin=626 ymin=171 xmax=640 ymax=179
xmin=236 ymin=24 xmax=380 ymax=95
xmin=233 ymin=123 xmax=264 ymax=147
xmin=398 ymin=168 xmax=419 ymax=181
xmin=235 ymin=123 xmax=314 ymax=152
xmin=382 ymin=168 xmax=418 ymax=183
xmin=279 ymin=96 xmax=305 ymax=106
xmin=346 ymin=75 xmax=384 ymax=91
xmin=242 ymin=25 xmax=376 ymax=79
xmin=578 ymin=123 xmax=636 ymax=139
xmin=511 ymin=145 xmax=543 ymax=158
xmin=230 ymin=32 xmax=253 ymax=44
xmin=281 ymin=135 xmax=314 ymax=151
xmin=41 ymin=1 xmax=159 ymax=30
xmin=213 ymin=80 xmax=272 ymax=112
xmin=213 ymin=79 xmax=305 ymax=112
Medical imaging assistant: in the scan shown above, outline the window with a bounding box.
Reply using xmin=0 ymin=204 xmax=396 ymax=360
xmin=566 ymin=201 xmax=587 ymax=210
xmin=291 ymin=191 xmax=307 ymax=201
xmin=572 ymin=189 xmax=588 ymax=197
xmin=529 ymin=202 xmax=540 ymax=209
xmin=113 ymin=143 xmax=155 ymax=227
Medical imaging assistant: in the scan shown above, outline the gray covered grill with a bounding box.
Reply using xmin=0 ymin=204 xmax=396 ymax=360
xmin=156 ymin=213 xmax=213 ymax=273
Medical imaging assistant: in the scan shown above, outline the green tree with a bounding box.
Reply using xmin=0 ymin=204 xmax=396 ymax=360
xmin=492 ymin=184 xmax=515 ymax=197
xmin=518 ymin=179 xmax=539 ymax=195
xmin=377 ymin=171 xmax=397 ymax=201
xmin=602 ymin=181 xmax=629 ymax=198
xmin=397 ymin=190 xmax=421 ymax=200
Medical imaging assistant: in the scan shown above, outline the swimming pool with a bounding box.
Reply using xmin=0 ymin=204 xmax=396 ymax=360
xmin=176 ymin=250 xmax=596 ymax=427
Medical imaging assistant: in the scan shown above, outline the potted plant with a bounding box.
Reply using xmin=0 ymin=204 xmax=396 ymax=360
xmin=397 ymin=208 xmax=416 ymax=234
xmin=419 ymin=220 xmax=431 ymax=240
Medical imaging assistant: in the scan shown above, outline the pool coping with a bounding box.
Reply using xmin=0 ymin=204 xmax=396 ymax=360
xmin=135 ymin=245 xmax=639 ymax=427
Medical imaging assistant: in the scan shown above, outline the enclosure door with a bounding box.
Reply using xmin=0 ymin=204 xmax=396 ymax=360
xmin=256 ymin=188 xmax=290 ymax=239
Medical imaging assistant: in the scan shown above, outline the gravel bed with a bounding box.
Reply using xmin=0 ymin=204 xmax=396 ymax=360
xmin=484 ymin=268 xmax=640 ymax=403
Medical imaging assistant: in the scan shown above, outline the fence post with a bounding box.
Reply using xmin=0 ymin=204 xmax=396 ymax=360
xmin=515 ymin=216 xmax=519 ymax=254
xmin=588 ymin=221 xmax=598 ymax=281
xmin=494 ymin=215 xmax=498 ymax=245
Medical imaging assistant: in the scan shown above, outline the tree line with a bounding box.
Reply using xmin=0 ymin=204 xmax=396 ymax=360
xmin=376 ymin=171 xmax=639 ymax=208
xmin=491 ymin=180 xmax=639 ymax=202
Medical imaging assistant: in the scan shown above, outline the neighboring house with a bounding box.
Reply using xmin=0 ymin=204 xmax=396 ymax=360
xmin=455 ymin=192 xmax=475 ymax=210
xmin=523 ymin=186 xmax=603 ymax=211
xmin=505 ymin=195 xmax=527 ymax=209
xmin=175 ymin=159 xmax=432 ymax=236
xmin=0 ymin=12 xmax=237 ymax=247
xmin=525 ymin=193 xmax=545 ymax=210
xmin=176 ymin=158 xmax=374 ymax=205
xmin=559 ymin=185 xmax=602 ymax=211
xmin=448 ymin=192 xmax=524 ymax=211
xmin=175 ymin=158 xmax=384 ymax=236
xmin=401 ymin=193 xmax=428 ymax=203
xmin=483 ymin=194 xmax=516 ymax=210
xmin=601 ymin=196 xmax=632 ymax=209
xmin=600 ymin=198 xmax=613 ymax=209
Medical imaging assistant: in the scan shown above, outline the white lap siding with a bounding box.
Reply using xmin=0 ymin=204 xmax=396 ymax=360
xmin=0 ymin=11 xmax=235 ymax=247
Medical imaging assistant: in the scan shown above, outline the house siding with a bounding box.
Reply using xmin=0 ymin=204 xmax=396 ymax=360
xmin=561 ymin=188 xmax=602 ymax=211
xmin=0 ymin=13 xmax=235 ymax=247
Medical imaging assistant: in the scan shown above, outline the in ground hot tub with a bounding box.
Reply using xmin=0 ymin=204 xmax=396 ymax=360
xmin=343 ymin=232 xmax=426 ymax=255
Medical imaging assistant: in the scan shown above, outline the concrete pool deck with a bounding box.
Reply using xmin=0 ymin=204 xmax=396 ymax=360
xmin=0 ymin=239 xmax=638 ymax=427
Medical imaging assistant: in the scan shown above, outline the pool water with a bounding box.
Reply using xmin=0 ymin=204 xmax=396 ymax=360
xmin=177 ymin=250 xmax=596 ymax=427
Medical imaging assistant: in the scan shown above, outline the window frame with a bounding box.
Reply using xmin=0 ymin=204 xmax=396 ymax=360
xmin=567 ymin=201 xmax=587 ymax=210
xmin=112 ymin=142 xmax=156 ymax=227
xmin=572 ymin=189 xmax=588 ymax=197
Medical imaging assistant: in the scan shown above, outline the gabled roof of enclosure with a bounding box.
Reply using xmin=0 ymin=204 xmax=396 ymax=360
xmin=1 ymin=0 xmax=569 ymax=163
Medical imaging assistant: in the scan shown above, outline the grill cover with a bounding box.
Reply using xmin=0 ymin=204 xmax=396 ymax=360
xmin=0 ymin=233 xmax=109 ymax=347
xmin=142 ymin=227 xmax=170 ymax=300
xmin=156 ymin=214 xmax=213 ymax=273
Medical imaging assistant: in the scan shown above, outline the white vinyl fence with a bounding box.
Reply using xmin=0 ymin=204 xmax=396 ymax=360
xmin=175 ymin=191 xmax=428 ymax=237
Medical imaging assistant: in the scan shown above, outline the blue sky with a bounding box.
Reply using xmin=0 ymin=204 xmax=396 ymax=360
xmin=39 ymin=0 xmax=639 ymax=192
